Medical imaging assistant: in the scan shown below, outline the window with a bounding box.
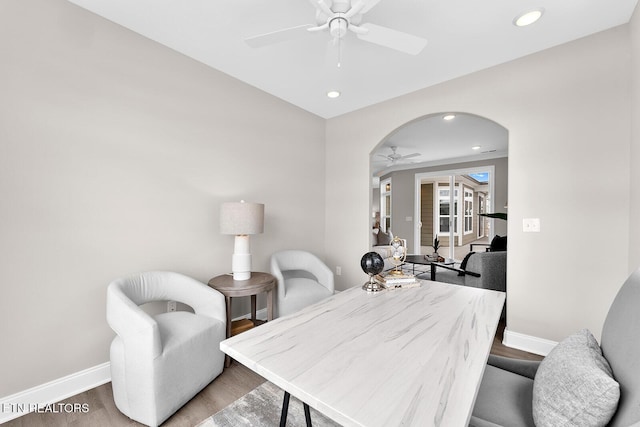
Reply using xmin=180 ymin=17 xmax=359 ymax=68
xmin=438 ymin=188 xmax=458 ymax=234
xmin=381 ymin=179 xmax=391 ymax=232
xmin=478 ymin=193 xmax=486 ymax=238
xmin=464 ymin=188 xmax=473 ymax=234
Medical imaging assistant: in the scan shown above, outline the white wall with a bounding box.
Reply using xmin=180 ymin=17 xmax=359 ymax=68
xmin=326 ymin=25 xmax=631 ymax=346
xmin=0 ymin=0 xmax=325 ymax=397
xmin=630 ymin=3 xmax=640 ymax=270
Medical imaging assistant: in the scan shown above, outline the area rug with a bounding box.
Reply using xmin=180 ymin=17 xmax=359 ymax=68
xmin=197 ymin=381 xmax=341 ymax=427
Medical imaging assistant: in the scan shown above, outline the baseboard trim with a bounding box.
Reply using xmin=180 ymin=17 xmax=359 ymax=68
xmin=2 ymin=307 xmax=268 ymax=423
xmin=503 ymin=328 xmax=557 ymax=357
xmin=0 ymin=362 xmax=111 ymax=423
xmin=233 ymin=307 xmax=268 ymax=322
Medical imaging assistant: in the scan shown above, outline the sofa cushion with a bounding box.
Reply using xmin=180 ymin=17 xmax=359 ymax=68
xmin=489 ymin=235 xmax=507 ymax=251
xmin=532 ymin=329 xmax=620 ymax=427
xmin=279 ymin=278 xmax=333 ymax=317
xmin=376 ymin=229 xmax=392 ymax=245
xmin=471 ymin=364 xmax=535 ymax=427
xmin=432 ymin=269 xmax=465 ymax=286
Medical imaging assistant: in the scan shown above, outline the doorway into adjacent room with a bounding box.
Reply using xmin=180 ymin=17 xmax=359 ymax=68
xmin=370 ymin=112 xmax=508 ymax=261
xmin=415 ymin=166 xmax=494 ymax=260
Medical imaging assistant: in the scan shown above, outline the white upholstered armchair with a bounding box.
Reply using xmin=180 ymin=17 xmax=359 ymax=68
xmin=270 ymin=250 xmax=334 ymax=317
xmin=106 ymin=271 xmax=226 ymax=427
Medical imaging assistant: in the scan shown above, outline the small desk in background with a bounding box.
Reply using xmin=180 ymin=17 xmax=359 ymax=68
xmin=403 ymin=254 xmax=456 ymax=280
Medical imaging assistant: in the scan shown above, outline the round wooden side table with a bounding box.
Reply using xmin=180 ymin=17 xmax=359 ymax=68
xmin=208 ymin=272 xmax=277 ymax=367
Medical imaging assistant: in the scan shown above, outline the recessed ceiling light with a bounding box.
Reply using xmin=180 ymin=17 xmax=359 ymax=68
xmin=472 ymin=145 xmax=481 ymax=150
xmin=443 ymin=114 xmax=456 ymax=121
xmin=327 ymin=90 xmax=341 ymax=99
xmin=514 ymin=8 xmax=544 ymax=27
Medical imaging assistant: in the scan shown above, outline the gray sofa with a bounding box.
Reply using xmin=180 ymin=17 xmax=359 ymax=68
xmin=432 ymin=251 xmax=506 ymax=292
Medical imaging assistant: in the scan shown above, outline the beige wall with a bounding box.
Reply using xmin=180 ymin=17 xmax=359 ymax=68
xmin=630 ymin=4 xmax=640 ymax=270
xmin=326 ymin=25 xmax=631 ymax=345
xmin=2 ymin=0 xmax=639 ymax=404
xmin=0 ymin=0 xmax=325 ymax=397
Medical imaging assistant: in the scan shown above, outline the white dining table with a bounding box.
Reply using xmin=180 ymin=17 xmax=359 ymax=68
xmin=220 ymin=280 xmax=505 ymax=427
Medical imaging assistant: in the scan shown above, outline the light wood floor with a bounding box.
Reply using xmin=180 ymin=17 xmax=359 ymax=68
xmin=6 ymin=321 xmax=541 ymax=427
xmin=492 ymin=320 xmax=544 ymax=361
xmin=5 ymin=362 xmax=266 ymax=427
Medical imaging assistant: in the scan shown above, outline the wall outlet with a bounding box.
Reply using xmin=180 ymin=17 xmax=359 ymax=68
xmin=336 ymin=266 xmax=342 ymax=276
xmin=523 ymin=218 xmax=541 ymax=232
xmin=167 ymin=301 xmax=177 ymax=312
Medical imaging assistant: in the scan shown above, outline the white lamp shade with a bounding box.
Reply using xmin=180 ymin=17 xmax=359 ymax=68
xmin=220 ymin=201 xmax=264 ymax=235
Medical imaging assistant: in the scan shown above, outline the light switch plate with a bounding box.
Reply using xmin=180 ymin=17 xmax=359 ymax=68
xmin=523 ymin=218 xmax=541 ymax=232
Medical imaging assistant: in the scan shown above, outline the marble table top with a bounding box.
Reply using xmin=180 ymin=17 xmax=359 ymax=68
xmin=220 ymin=281 xmax=505 ymax=427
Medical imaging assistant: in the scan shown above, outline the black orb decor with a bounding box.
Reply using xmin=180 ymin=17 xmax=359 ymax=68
xmin=360 ymin=252 xmax=385 ymax=276
xmin=360 ymin=252 xmax=385 ymax=293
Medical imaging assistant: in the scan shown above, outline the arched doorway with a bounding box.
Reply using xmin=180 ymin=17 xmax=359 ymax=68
xmin=370 ymin=112 xmax=508 ymax=260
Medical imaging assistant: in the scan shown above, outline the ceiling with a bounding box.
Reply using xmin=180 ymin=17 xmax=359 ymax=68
xmin=66 ymin=0 xmax=638 ymax=120
xmin=371 ymin=112 xmax=508 ymax=177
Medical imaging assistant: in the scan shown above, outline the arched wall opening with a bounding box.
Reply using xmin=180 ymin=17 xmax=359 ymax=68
xmin=369 ymin=111 xmax=509 ymax=259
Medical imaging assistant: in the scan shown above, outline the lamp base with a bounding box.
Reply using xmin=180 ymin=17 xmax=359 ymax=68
xmin=233 ymin=271 xmax=251 ymax=281
xmin=231 ymin=235 xmax=252 ymax=281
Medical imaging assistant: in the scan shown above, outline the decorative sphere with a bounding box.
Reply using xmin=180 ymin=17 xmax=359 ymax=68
xmin=360 ymin=252 xmax=385 ymax=276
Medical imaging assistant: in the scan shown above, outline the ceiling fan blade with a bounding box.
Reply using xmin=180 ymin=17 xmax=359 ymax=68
xmin=309 ymin=0 xmax=334 ymax=18
xmin=400 ymin=153 xmax=421 ymax=159
xmin=345 ymin=0 xmax=366 ymax=19
xmin=244 ymin=24 xmax=313 ymax=48
xmin=356 ymin=23 xmax=427 ymax=55
xmin=308 ymin=22 xmax=329 ymax=32
xmin=360 ymin=0 xmax=382 ymax=14
xmin=348 ymin=23 xmax=368 ymax=35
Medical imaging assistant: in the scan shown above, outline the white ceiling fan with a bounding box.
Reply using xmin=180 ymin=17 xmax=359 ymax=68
xmin=244 ymin=0 xmax=428 ymax=56
xmin=378 ymin=145 xmax=421 ymax=165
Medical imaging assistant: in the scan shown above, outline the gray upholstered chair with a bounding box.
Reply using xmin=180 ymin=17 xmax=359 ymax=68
xmin=270 ymin=250 xmax=334 ymax=318
xmin=470 ymin=268 xmax=640 ymax=427
xmin=107 ymin=271 xmax=226 ymax=427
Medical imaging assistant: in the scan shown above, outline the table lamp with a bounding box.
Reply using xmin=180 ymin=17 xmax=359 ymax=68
xmin=220 ymin=200 xmax=264 ymax=280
